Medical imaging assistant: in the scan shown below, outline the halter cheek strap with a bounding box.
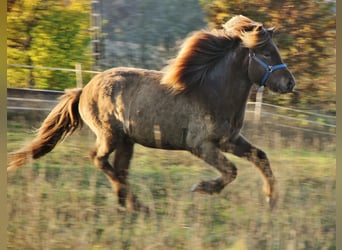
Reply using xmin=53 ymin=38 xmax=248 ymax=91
xmin=249 ymin=51 xmax=287 ymax=86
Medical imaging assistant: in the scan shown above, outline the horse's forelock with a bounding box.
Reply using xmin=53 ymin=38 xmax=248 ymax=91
xmin=223 ymin=15 xmax=268 ymax=48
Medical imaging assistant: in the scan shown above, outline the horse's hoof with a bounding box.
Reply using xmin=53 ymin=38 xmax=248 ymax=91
xmin=266 ymin=193 xmax=278 ymax=210
xmin=130 ymin=199 xmax=150 ymax=214
xmin=191 ymin=183 xmax=202 ymax=193
xmin=191 ymin=181 xmax=212 ymax=194
xmin=137 ymin=204 xmax=150 ymax=215
xmin=191 ymin=179 xmax=223 ymax=194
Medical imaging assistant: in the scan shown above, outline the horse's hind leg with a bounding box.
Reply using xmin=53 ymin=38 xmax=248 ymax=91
xmin=90 ymin=134 xmax=148 ymax=213
xmin=89 ymin=134 xmax=117 ymax=182
xmin=220 ymin=134 xmax=277 ymax=208
xmin=191 ymin=141 xmax=237 ymax=194
xmin=112 ymin=137 xmax=149 ymax=213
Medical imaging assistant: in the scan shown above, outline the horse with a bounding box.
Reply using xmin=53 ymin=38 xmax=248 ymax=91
xmin=8 ymin=15 xmax=295 ymax=212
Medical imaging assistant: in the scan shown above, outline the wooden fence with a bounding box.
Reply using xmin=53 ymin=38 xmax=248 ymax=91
xmin=7 ymin=88 xmax=336 ymax=152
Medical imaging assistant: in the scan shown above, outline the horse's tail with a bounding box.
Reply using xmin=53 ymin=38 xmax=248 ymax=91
xmin=7 ymin=88 xmax=83 ymax=172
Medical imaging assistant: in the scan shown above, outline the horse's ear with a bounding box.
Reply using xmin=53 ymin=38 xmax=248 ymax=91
xmin=267 ymin=27 xmax=275 ymax=37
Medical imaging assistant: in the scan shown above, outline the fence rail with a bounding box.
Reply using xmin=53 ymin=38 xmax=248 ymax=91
xmin=7 ymin=87 xmax=336 ymax=152
xmin=7 ymin=87 xmax=336 ymax=136
xmin=8 ymin=64 xmax=101 ymax=75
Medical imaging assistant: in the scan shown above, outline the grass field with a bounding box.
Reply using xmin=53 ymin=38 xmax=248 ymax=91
xmin=7 ymin=121 xmax=336 ymax=250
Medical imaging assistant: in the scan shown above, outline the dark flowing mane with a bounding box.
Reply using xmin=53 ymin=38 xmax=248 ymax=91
xmin=161 ymin=15 xmax=269 ymax=93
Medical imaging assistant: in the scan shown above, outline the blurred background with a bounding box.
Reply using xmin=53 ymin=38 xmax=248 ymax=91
xmin=7 ymin=0 xmax=336 ymax=114
xmin=7 ymin=0 xmax=335 ymax=249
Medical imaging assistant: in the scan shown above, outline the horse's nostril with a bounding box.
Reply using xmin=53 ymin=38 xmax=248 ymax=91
xmin=289 ymin=79 xmax=295 ymax=89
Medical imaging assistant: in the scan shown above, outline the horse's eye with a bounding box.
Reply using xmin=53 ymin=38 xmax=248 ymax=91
xmin=263 ymin=53 xmax=271 ymax=59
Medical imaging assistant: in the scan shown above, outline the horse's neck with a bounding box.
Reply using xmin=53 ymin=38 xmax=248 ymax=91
xmin=189 ymin=48 xmax=252 ymax=119
xmin=218 ymin=52 xmax=252 ymax=116
xmin=193 ymin=78 xmax=252 ymax=121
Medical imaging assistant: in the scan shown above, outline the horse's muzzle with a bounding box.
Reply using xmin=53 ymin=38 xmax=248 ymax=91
xmin=279 ymin=77 xmax=295 ymax=93
xmin=287 ymin=78 xmax=296 ymax=92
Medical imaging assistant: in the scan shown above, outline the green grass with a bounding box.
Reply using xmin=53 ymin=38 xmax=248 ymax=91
xmin=7 ymin=122 xmax=336 ymax=250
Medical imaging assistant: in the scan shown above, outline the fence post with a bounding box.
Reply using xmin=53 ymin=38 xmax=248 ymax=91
xmin=75 ymin=63 xmax=83 ymax=88
xmin=254 ymin=86 xmax=264 ymax=122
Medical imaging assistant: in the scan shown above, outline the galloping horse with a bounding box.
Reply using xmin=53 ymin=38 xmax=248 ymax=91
xmin=8 ymin=15 xmax=295 ymax=212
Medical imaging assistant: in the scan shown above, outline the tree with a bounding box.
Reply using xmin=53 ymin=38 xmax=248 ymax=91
xmin=7 ymin=0 xmax=46 ymax=88
xmin=101 ymin=0 xmax=206 ymax=69
xmin=200 ymin=0 xmax=336 ymax=114
xmin=7 ymin=0 xmax=92 ymax=90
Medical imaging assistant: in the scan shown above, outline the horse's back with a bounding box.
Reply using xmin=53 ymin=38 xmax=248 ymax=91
xmin=78 ymin=67 xmax=161 ymax=132
xmin=79 ymin=67 xmax=204 ymax=150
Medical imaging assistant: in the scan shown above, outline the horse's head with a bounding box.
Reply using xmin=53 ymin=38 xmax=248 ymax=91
xmin=247 ymin=28 xmax=296 ymax=93
xmin=162 ymin=15 xmax=296 ymax=95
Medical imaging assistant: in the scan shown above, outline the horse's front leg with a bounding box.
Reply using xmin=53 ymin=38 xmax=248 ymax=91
xmin=190 ymin=141 xmax=237 ymax=194
xmin=220 ymin=134 xmax=278 ymax=208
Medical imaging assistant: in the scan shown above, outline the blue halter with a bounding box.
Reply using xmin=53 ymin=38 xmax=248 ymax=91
xmin=249 ymin=51 xmax=287 ymax=86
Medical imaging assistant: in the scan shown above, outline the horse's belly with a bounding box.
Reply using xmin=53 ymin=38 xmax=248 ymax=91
xmin=127 ymin=117 xmax=189 ymax=150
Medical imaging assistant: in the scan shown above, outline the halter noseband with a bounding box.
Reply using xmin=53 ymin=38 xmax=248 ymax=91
xmin=249 ymin=51 xmax=287 ymax=86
